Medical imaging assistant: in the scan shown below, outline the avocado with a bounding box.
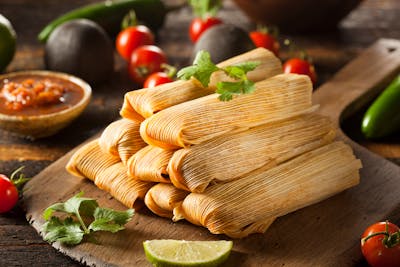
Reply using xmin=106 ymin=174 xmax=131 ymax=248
xmin=192 ymin=24 xmax=255 ymax=63
xmin=45 ymin=19 xmax=114 ymax=84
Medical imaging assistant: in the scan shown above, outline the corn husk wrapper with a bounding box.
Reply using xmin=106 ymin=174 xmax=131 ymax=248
xmin=144 ymin=183 xmax=189 ymax=218
xmin=66 ymin=140 xmax=153 ymax=209
xmin=96 ymin=162 xmax=154 ymax=210
xmin=120 ymin=48 xmax=282 ymax=120
xmin=127 ymin=146 xmax=175 ymax=183
xmin=168 ymin=114 xmax=336 ymax=192
xmin=173 ymin=142 xmax=362 ymax=238
xmin=99 ymin=119 xmax=147 ymax=164
xmin=66 ymin=139 xmax=120 ymax=180
xmin=141 ymin=74 xmax=315 ymax=149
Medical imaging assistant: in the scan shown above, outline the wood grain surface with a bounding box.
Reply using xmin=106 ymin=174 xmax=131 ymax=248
xmin=23 ymin=39 xmax=400 ymax=267
xmin=1 ymin=0 xmax=400 ymax=266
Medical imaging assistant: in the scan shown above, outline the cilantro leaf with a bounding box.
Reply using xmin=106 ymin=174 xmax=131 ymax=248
xmin=88 ymin=207 xmax=134 ymax=233
xmin=242 ymin=79 xmax=256 ymax=94
xmin=43 ymin=217 xmax=84 ymax=246
xmin=63 ymin=192 xmax=98 ymax=218
xmin=177 ymin=50 xmax=220 ymax=87
xmin=43 ymin=192 xmax=98 ymax=220
xmin=43 ymin=202 xmax=65 ymax=221
xmin=230 ymin=61 xmax=260 ymax=74
xmin=178 ymin=51 xmax=260 ymax=101
xmin=216 ymin=79 xmax=256 ymax=101
xmin=42 ymin=192 xmax=134 ymax=246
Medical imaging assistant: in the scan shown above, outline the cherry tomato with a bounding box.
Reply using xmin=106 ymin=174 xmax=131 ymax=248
xmin=189 ymin=17 xmax=222 ymax=43
xmin=249 ymin=31 xmax=279 ymax=56
xmin=283 ymin=58 xmax=317 ymax=85
xmin=144 ymin=72 xmax=174 ymax=88
xmin=128 ymin=45 xmax=167 ymax=84
xmin=361 ymin=221 xmax=400 ymax=267
xmin=116 ymin=25 xmax=154 ymax=61
xmin=0 ymin=174 xmax=18 ymax=213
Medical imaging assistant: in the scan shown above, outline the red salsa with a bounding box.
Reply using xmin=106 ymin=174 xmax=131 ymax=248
xmin=0 ymin=75 xmax=84 ymax=116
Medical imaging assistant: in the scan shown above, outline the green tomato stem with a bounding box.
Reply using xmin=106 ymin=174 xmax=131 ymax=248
xmin=362 ymin=221 xmax=400 ymax=248
xmin=121 ymin=10 xmax=137 ymax=29
xmin=161 ymin=63 xmax=177 ymax=78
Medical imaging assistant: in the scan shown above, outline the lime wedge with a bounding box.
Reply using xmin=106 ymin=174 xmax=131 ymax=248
xmin=143 ymin=239 xmax=233 ymax=267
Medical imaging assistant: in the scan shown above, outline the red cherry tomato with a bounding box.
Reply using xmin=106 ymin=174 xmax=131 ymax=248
xmin=128 ymin=45 xmax=167 ymax=84
xmin=249 ymin=31 xmax=279 ymax=56
xmin=0 ymin=174 xmax=18 ymax=213
xmin=189 ymin=17 xmax=222 ymax=43
xmin=361 ymin=221 xmax=400 ymax=267
xmin=283 ymin=58 xmax=317 ymax=85
xmin=144 ymin=72 xmax=174 ymax=88
xmin=116 ymin=25 xmax=154 ymax=61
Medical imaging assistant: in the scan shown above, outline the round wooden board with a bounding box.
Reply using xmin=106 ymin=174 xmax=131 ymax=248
xmin=23 ymin=39 xmax=400 ymax=266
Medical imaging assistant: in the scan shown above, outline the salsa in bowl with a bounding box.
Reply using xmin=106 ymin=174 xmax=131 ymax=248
xmin=0 ymin=70 xmax=91 ymax=139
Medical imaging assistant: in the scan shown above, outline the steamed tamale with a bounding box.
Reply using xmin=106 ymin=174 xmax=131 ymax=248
xmin=96 ymin=162 xmax=154 ymax=210
xmin=141 ymin=74 xmax=315 ymax=149
xmin=173 ymin=142 xmax=362 ymax=238
xmin=168 ymin=114 xmax=336 ymax=192
xmin=99 ymin=119 xmax=147 ymax=164
xmin=120 ymin=48 xmax=282 ymax=120
xmin=66 ymin=139 xmax=120 ymax=180
xmin=127 ymin=146 xmax=174 ymax=183
xmin=144 ymin=183 xmax=189 ymax=218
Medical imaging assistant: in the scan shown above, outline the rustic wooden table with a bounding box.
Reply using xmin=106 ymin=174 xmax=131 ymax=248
xmin=0 ymin=0 xmax=399 ymax=266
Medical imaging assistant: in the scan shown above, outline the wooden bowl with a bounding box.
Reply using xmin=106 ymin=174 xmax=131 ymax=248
xmin=0 ymin=70 xmax=91 ymax=139
xmin=232 ymin=0 xmax=364 ymax=32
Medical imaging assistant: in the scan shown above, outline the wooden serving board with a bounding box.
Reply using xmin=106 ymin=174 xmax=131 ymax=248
xmin=23 ymin=39 xmax=400 ymax=267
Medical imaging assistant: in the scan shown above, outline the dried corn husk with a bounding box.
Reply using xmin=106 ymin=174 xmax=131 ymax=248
xmin=66 ymin=139 xmax=120 ymax=180
xmin=127 ymin=146 xmax=175 ymax=183
xmin=120 ymin=48 xmax=282 ymax=120
xmin=96 ymin=162 xmax=154 ymax=210
xmin=168 ymin=114 xmax=336 ymax=192
xmin=173 ymin=142 xmax=362 ymax=238
xmin=99 ymin=119 xmax=147 ymax=164
xmin=141 ymin=74 xmax=315 ymax=149
xmin=144 ymin=183 xmax=189 ymax=218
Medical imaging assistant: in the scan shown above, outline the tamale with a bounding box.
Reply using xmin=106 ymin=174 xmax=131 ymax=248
xmin=66 ymin=139 xmax=120 ymax=180
xmin=99 ymin=119 xmax=147 ymax=164
xmin=96 ymin=162 xmax=154 ymax=210
xmin=127 ymin=146 xmax=174 ymax=183
xmin=144 ymin=183 xmax=189 ymax=218
xmin=141 ymin=74 xmax=315 ymax=149
xmin=173 ymin=142 xmax=362 ymax=238
xmin=168 ymin=113 xmax=336 ymax=192
xmin=120 ymin=48 xmax=282 ymax=120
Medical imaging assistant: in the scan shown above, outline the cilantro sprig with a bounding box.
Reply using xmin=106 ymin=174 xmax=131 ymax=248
xmin=42 ymin=192 xmax=134 ymax=246
xmin=177 ymin=51 xmax=260 ymax=101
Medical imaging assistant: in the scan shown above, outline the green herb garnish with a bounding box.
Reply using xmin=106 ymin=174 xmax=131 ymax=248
xmin=177 ymin=51 xmax=260 ymax=101
xmin=42 ymin=192 xmax=134 ymax=246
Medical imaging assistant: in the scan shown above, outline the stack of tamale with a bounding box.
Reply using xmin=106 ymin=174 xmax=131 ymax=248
xmin=66 ymin=48 xmax=362 ymax=238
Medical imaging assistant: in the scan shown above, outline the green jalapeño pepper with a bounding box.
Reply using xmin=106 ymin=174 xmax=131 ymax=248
xmin=38 ymin=0 xmax=166 ymax=43
xmin=362 ymin=75 xmax=400 ymax=139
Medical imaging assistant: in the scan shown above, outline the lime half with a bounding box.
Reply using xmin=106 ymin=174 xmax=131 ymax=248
xmin=143 ymin=239 xmax=233 ymax=267
xmin=0 ymin=14 xmax=16 ymax=72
